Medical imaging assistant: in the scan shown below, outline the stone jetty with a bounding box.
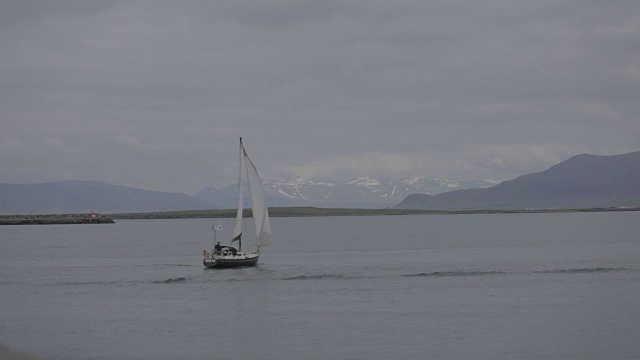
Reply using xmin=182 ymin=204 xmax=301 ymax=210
xmin=0 ymin=213 xmax=115 ymax=225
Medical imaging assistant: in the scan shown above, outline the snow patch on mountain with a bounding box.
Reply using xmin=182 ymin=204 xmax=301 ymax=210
xmin=341 ymin=177 xmax=382 ymax=187
xmin=273 ymin=177 xmax=336 ymax=187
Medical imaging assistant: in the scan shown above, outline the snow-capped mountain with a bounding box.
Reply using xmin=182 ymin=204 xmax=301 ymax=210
xmin=193 ymin=177 xmax=499 ymax=209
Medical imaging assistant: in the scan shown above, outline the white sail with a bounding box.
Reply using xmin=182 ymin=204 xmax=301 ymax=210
xmin=242 ymin=143 xmax=271 ymax=248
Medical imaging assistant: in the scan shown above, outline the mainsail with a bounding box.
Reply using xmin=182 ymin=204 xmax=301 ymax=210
xmin=244 ymin=145 xmax=271 ymax=248
xmin=232 ymin=139 xmax=245 ymax=242
xmin=231 ymin=138 xmax=271 ymax=250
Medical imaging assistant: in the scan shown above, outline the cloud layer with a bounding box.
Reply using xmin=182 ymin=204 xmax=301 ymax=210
xmin=2 ymin=0 xmax=639 ymax=193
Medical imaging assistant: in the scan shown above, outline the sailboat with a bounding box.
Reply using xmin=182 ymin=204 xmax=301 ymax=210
xmin=203 ymin=138 xmax=271 ymax=268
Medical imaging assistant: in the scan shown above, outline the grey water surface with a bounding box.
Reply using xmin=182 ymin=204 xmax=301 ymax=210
xmin=1 ymin=212 xmax=639 ymax=359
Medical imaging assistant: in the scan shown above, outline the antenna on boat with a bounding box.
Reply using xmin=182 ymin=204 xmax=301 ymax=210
xmin=212 ymin=225 xmax=222 ymax=244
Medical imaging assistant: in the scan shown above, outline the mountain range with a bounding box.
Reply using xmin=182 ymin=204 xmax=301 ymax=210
xmin=0 ymin=177 xmax=495 ymax=214
xmin=2 ymin=151 xmax=639 ymax=214
xmin=193 ymin=177 xmax=498 ymax=209
xmin=395 ymin=151 xmax=640 ymax=210
xmin=0 ymin=181 xmax=213 ymax=214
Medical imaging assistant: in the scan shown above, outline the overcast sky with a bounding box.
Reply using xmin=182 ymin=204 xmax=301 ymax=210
xmin=1 ymin=0 xmax=639 ymax=194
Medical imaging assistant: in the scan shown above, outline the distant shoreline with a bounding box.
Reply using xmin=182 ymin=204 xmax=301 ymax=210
xmin=0 ymin=213 xmax=115 ymax=225
xmin=2 ymin=207 xmax=638 ymax=224
xmin=107 ymin=206 xmax=640 ymax=220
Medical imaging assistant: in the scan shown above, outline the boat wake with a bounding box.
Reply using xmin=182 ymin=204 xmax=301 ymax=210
xmin=157 ymin=264 xmax=195 ymax=267
xmin=136 ymin=264 xmax=195 ymax=268
xmin=403 ymin=267 xmax=631 ymax=278
xmin=45 ymin=280 xmax=126 ymax=286
xmin=534 ymin=267 xmax=628 ymax=274
xmin=153 ymin=277 xmax=189 ymax=284
xmin=284 ymin=274 xmax=363 ymax=281
xmin=403 ymin=270 xmax=506 ymax=278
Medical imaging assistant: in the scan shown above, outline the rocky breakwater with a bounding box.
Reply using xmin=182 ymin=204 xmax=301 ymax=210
xmin=0 ymin=213 xmax=115 ymax=225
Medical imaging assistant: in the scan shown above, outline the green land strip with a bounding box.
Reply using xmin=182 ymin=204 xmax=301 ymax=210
xmin=108 ymin=206 xmax=640 ymax=220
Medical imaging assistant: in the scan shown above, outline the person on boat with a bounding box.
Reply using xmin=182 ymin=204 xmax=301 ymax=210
xmin=214 ymin=242 xmax=223 ymax=253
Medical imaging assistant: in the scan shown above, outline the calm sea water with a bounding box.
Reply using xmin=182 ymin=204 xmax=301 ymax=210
xmin=1 ymin=212 xmax=639 ymax=359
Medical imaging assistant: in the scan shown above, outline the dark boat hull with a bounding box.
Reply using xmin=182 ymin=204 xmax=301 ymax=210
xmin=203 ymin=254 xmax=259 ymax=268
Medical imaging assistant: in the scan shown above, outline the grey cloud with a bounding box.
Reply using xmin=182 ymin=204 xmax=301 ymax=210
xmin=221 ymin=0 xmax=351 ymax=29
xmin=1 ymin=0 xmax=638 ymax=193
xmin=0 ymin=0 xmax=115 ymax=28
